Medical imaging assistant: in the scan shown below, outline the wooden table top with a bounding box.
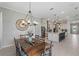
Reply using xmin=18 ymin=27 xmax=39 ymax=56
xmin=19 ymin=38 xmax=52 ymax=56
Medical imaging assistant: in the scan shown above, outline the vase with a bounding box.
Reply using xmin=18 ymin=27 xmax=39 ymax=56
xmin=29 ymin=37 xmax=32 ymax=43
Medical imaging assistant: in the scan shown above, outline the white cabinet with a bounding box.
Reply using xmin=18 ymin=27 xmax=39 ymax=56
xmin=48 ymin=31 xmax=66 ymax=42
xmin=48 ymin=32 xmax=59 ymax=42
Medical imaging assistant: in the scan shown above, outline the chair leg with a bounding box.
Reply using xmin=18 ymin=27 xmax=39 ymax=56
xmin=49 ymin=48 xmax=52 ymax=56
xmin=49 ymin=41 xmax=52 ymax=56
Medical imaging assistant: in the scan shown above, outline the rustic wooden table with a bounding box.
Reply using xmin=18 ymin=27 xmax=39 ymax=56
xmin=18 ymin=38 xmax=53 ymax=56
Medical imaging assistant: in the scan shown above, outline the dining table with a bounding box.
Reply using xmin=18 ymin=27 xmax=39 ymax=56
xmin=18 ymin=38 xmax=53 ymax=56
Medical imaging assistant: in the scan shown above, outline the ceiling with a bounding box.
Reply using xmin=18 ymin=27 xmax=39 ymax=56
xmin=0 ymin=2 xmax=79 ymax=20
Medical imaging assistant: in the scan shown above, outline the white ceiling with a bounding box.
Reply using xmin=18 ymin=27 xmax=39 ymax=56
xmin=0 ymin=2 xmax=79 ymax=20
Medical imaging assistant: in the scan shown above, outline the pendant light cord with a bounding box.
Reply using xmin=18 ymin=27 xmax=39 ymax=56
xmin=29 ymin=2 xmax=31 ymax=11
xmin=25 ymin=1 xmax=31 ymax=20
xmin=29 ymin=0 xmax=31 ymax=13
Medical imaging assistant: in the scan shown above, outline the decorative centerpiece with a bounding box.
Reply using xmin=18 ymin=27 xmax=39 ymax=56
xmin=28 ymin=31 xmax=33 ymax=43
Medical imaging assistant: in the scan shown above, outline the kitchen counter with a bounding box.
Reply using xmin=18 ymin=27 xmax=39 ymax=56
xmin=48 ymin=31 xmax=65 ymax=42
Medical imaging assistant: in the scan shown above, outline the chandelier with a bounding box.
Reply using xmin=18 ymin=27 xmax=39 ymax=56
xmin=16 ymin=2 xmax=38 ymax=31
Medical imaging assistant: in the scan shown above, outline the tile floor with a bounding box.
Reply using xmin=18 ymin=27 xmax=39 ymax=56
xmin=0 ymin=45 xmax=16 ymax=56
xmin=52 ymin=34 xmax=79 ymax=56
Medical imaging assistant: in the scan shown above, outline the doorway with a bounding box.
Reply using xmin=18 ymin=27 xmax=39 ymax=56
xmin=70 ymin=23 xmax=79 ymax=34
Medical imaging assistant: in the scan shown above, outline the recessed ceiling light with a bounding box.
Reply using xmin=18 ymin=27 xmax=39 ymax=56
xmin=49 ymin=8 xmax=54 ymax=11
xmin=61 ymin=11 xmax=65 ymax=14
xmin=75 ymin=14 xmax=78 ymax=17
xmin=74 ymin=7 xmax=79 ymax=10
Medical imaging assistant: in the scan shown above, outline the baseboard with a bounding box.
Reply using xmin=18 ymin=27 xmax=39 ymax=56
xmin=0 ymin=44 xmax=15 ymax=49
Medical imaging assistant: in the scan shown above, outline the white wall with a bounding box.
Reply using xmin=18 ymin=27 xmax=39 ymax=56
xmin=0 ymin=7 xmax=27 ymax=48
xmin=0 ymin=12 xmax=2 ymax=48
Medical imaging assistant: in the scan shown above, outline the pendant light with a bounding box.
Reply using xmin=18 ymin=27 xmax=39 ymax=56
xmin=16 ymin=2 xmax=33 ymax=31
